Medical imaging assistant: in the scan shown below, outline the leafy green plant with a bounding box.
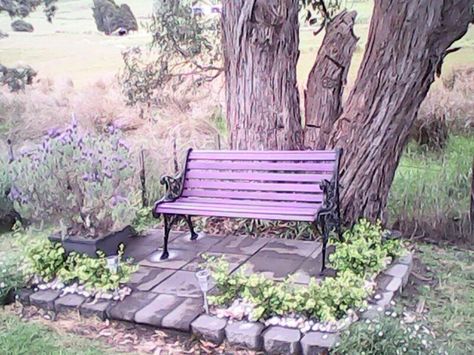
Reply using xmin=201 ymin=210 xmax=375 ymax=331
xmin=8 ymin=119 xmax=139 ymax=238
xmin=0 ymin=256 xmax=25 ymax=305
xmin=0 ymin=154 xmax=13 ymax=222
xmin=24 ymin=238 xmax=65 ymax=282
xmin=329 ymin=219 xmax=403 ymax=276
xmin=132 ymin=207 xmax=155 ymax=235
xmin=57 ymin=244 xmax=137 ymax=292
xmin=334 ymin=316 xmax=439 ymax=355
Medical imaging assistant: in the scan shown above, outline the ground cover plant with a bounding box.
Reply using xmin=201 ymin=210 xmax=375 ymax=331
xmin=205 ymin=219 xmax=404 ymax=322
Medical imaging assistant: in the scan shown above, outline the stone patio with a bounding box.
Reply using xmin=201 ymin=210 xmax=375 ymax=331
xmin=19 ymin=229 xmax=414 ymax=354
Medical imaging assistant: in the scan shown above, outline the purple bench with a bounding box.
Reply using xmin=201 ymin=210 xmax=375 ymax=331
xmin=152 ymin=149 xmax=343 ymax=272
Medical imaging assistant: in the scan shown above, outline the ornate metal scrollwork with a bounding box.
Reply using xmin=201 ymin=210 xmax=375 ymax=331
xmin=318 ymin=178 xmax=342 ymax=238
xmin=160 ymin=174 xmax=185 ymax=202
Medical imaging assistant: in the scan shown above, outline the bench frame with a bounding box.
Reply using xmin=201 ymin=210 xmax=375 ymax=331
xmin=152 ymin=148 xmax=343 ymax=272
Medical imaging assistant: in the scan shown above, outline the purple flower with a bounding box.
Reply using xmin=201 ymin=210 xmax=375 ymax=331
xmin=47 ymin=127 xmax=60 ymax=138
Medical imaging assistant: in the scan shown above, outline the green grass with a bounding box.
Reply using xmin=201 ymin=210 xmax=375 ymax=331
xmin=0 ymin=312 xmax=114 ymax=355
xmin=388 ymin=135 xmax=474 ymax=240
xmin=400 ymin=244 xmax=474 ymax=354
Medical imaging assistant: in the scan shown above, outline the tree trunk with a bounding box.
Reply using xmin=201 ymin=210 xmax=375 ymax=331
xmin=327 ymin=0 xmax=473 ymax=223
xmin=304 ymin=10 xmax=358 ymax=149
xmin=222 ymin=0 xmax=303 ymax=150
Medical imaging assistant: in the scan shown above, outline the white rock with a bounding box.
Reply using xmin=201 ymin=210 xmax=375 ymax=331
xmin=301 ymin=325 xmax=311 ymax=333
xmin=38 ymin=284 xmax=48 ymax=290
xmin=374 ymin=294 xmax=382 ymax=300
xmin=268 ymin=317 xmax=280 ymax=326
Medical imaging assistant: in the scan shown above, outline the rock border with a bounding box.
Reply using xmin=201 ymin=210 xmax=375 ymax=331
xmin=16 ymin=251 xmax=413 ymax=354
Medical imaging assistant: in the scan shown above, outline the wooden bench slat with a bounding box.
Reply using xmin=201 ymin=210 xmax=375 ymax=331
xmin=181 ymin=189 xmax=324 ymax=202
xmin=190 ymin=150 xmax=337 ymax=161
xmin=184 ymin=180 xmax=322 ymax=193
xmin=187 ymin=160 xmax=336 ymax=172
xmin=186 ymin=171 xmax=333 ymax=183
xmin=178 ymin=197 xmax=318 ymax=209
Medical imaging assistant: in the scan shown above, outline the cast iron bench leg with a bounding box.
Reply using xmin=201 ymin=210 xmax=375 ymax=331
xmin=186 ymin=215 xmax=199 ymax=240
xmin=161 ymin=214 xmax=171 ymax=260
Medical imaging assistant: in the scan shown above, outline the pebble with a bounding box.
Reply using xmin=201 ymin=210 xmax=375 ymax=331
xmin=38 ymin=284 xmax=48 ymax=290
xmin=268 ymin=317 xmax=280 ymax=326
xmin=374 ymin=294 xmax=382 ymax=300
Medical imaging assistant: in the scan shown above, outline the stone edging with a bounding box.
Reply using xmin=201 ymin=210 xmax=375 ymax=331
xmin=190 ymin=252 xmax=414 ymax=354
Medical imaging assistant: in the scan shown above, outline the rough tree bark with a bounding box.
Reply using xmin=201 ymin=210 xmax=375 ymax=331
xmin=304 ymin=10 xmax=358 ymax=149
xmin=222 ymin=0 xmax=303 ymax=150
xmin=326 ymin=0 xmax=473 ymax=223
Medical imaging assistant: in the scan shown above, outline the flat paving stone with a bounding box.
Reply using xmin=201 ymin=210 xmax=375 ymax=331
xmin=128 ymin=266 xmax=175 ymax=292
xmin=384 ymin=263 xmax=410 ymax=286
xmin=135 ymin=294 xmax=184 ymax=326
xmin=183 ymin=252 xmax=249 ymax=273
xmin=151 ymin=270 xmax=214 ymax=298
xmin=372 ymin=291 xmax=395 ymax=307
xmin=301 ymin=331 xmax=339 ymax=354
xmin=259 ymin=239 xmax=321 ymax=258
xmin=140 ymin=248 xmax=197 ymax=270
xmin=376 ymin=273 xmax=403 ymax=293
xmin=161 ymin=298 xmax=204 ymax=332
xmin=225 ymin=320 xmax=265 ymax=350
xmin=108 ymin=291 xmax=156 ymax=321
xmin=80 ymin=299 xmax=112 ymax=320
xmin=55 ymin=294 xmax=86 ymax=313
xmin=263 ymin=326 xmax=302 ymax=354
xmin=237 ymin=251 xmax=305 ymax=281
xmin=169 ymin=233 xmax=224 ymax=252
xmin=209 ymin=235 xmax=268 ymax=255
xmin=124 ymin=230 xmax=182 ymax=262
xmin=292 ymin=245 xmax=333 ymax=285
xmin=29 ymin=290 xmax=61 ymax=311
xmin=191 ymin=314 xmax=227 ymax=344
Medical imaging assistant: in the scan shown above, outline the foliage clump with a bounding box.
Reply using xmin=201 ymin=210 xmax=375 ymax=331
xmin=0 ymin=0 xmax=57 ymax=21
xmin=8 ymin=119 xmax=139 ymax=238
xmin=334 ymin=315 xmax=439 ymax=355
xmin=92 ymin=0 xmax=137 ymax=35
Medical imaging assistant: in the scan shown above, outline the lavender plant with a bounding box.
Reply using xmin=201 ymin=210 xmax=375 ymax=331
xmin=9 ymin=119 xmax=139 ymax=238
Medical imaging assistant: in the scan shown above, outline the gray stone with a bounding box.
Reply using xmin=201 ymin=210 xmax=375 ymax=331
xmin=373 ymin=291 xmax=394 ymax=308
xmin=80 ymin=300 xmax=112 ymax=320
xmin=260 ymin=239 xmax=321 ymax=258
xmin=385 ymin=277 xmax=402 ymax=292
xmin=108 ymin=291 xmax=155 ymax=321
xmin=263 ymin=326 xmax=301 ymax=354
xmin=29 ymin=290 xmax=61 ymax=311
xmin=140 ymin=248 xmax=197 ymax=270
xmin=209 ymin=235 xmax=268 ymax=255
xmin=161 ymin=298 xmax=203 ymax=331
xmin=124 ymin=230 xmax=181 ymax=262
xmin=11 ymin=19 xmax=34 ymax=32
xmin=360 ymin=308 xmax=384 ymax=320
xmin=55 ymin=294 xmax=86 ymax=313
xmin=238 ymin=251 xmax=305 ymax=281
xmin=301 ymin=331 xmax=340 ymax=355
xmin=169 ymin=233 xmax=223 ymax=252
xmin=151 ymin=270 xmax=214 ymax=298
xmin=128 ymin=266 xmax=175 ymax=291
xmin=134 ymin=294 xmax=184 ymax=326
xmin=384 ymin=264 xmax=410 ymax=287
xmin=225 ymin=321 xmax=264 ymax=350
xmin=396 ymin=252 xmax=413 ymax=266
xmin=376 ymin=274 xmax=403 ymax=293
xmin=16 ymin=288 xmax=34 ymax=306
xmin=191 ymin=314 xmax=227 ymax=344
xmin=183 ymin=252 xmax=249 ymax=273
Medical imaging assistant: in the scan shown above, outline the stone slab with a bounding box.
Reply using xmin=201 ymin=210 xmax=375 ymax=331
xmin=259 ymin=239 xmax=321 ymax=258
xmin=134 ymin=294 xmax=184 ymax=327
xmin=301 ymin=331 xmax=339 ymax=354
xmin=263 ymin=326 xmax=302 ymax=354
xmin=191 ymin=314 xmax=227 ymax=344
xmin=108 ymin=291 xmax=156 ymax=321
xmin=16 ymin=288 xmax=34 ymax=306
xmin=140 ymin=248 xmax=197 ymax=270
xmin=128 ymin=266 xmax=175 ymax=291
xmin=124 ymin=230 xmax=182 ymax=262
xmin=384 ymin=263 xmax=410 ymax=287
xmin=55 ymin=294 xmax=86 ymax=313
xmin=209 ymin=235 xmax=269 ymax=255
xmin=151 ymin=270 xmax=214 ymax=298
xmin=80 ymin=299 xmax=112 ymax=320
xmin=225 ymin=320 xmax=265 ymax=350
xmin=29 ymin=290 xmax=61 ymax=311
xmin=169 ymin=233 xmax=224 ymax=252
xmin=183 ymin=252 xmax=249 ymax=273
xmin=371 ymin=291 xmax=395 ymax=308
xmin=237 ymin=251 xmax=305 ymax=281
xmin=376 ymin=274 xmax=403 ymax=293
xmin=161 ymin=298 xmax=204 ymax=332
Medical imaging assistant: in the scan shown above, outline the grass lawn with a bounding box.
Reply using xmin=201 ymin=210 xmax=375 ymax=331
xmin=400 ymin=244 xmax=474 ymax=354
xmin=0 ymin=312 xmax=114 ymax=355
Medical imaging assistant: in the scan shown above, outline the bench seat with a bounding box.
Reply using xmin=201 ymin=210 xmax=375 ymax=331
xmin=152 ymin=149 xmax=343 ymax=272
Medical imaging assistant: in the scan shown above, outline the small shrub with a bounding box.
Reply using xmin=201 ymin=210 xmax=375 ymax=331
xmin=0 ymin=256 xmax=25 ymax=305
xmin=329 ymin=219 xmax=403 ymax=276
xmin=9 ymin=119 xmax=139 ymax=238
xmin=334 ymin=316 xmax=439 ymax=355
xmin=24 ymin=238 xmax=66 ymax=282
xmin=0 ymin=153 xmax=13 ymax=223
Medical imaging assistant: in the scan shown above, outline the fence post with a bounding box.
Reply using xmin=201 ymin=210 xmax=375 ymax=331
xmin=139 ymin=148 xmax=148 ymax=208
xmin=173 ymin=136 xmax=179 ymax=174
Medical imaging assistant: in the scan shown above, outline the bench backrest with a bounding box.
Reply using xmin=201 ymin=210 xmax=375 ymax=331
xmin=181 ymin=150 xmax=341 ymax=206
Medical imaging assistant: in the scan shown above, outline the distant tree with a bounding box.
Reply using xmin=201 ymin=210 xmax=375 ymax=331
xmin=0 ymin=0 xmax=57 ymax=21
